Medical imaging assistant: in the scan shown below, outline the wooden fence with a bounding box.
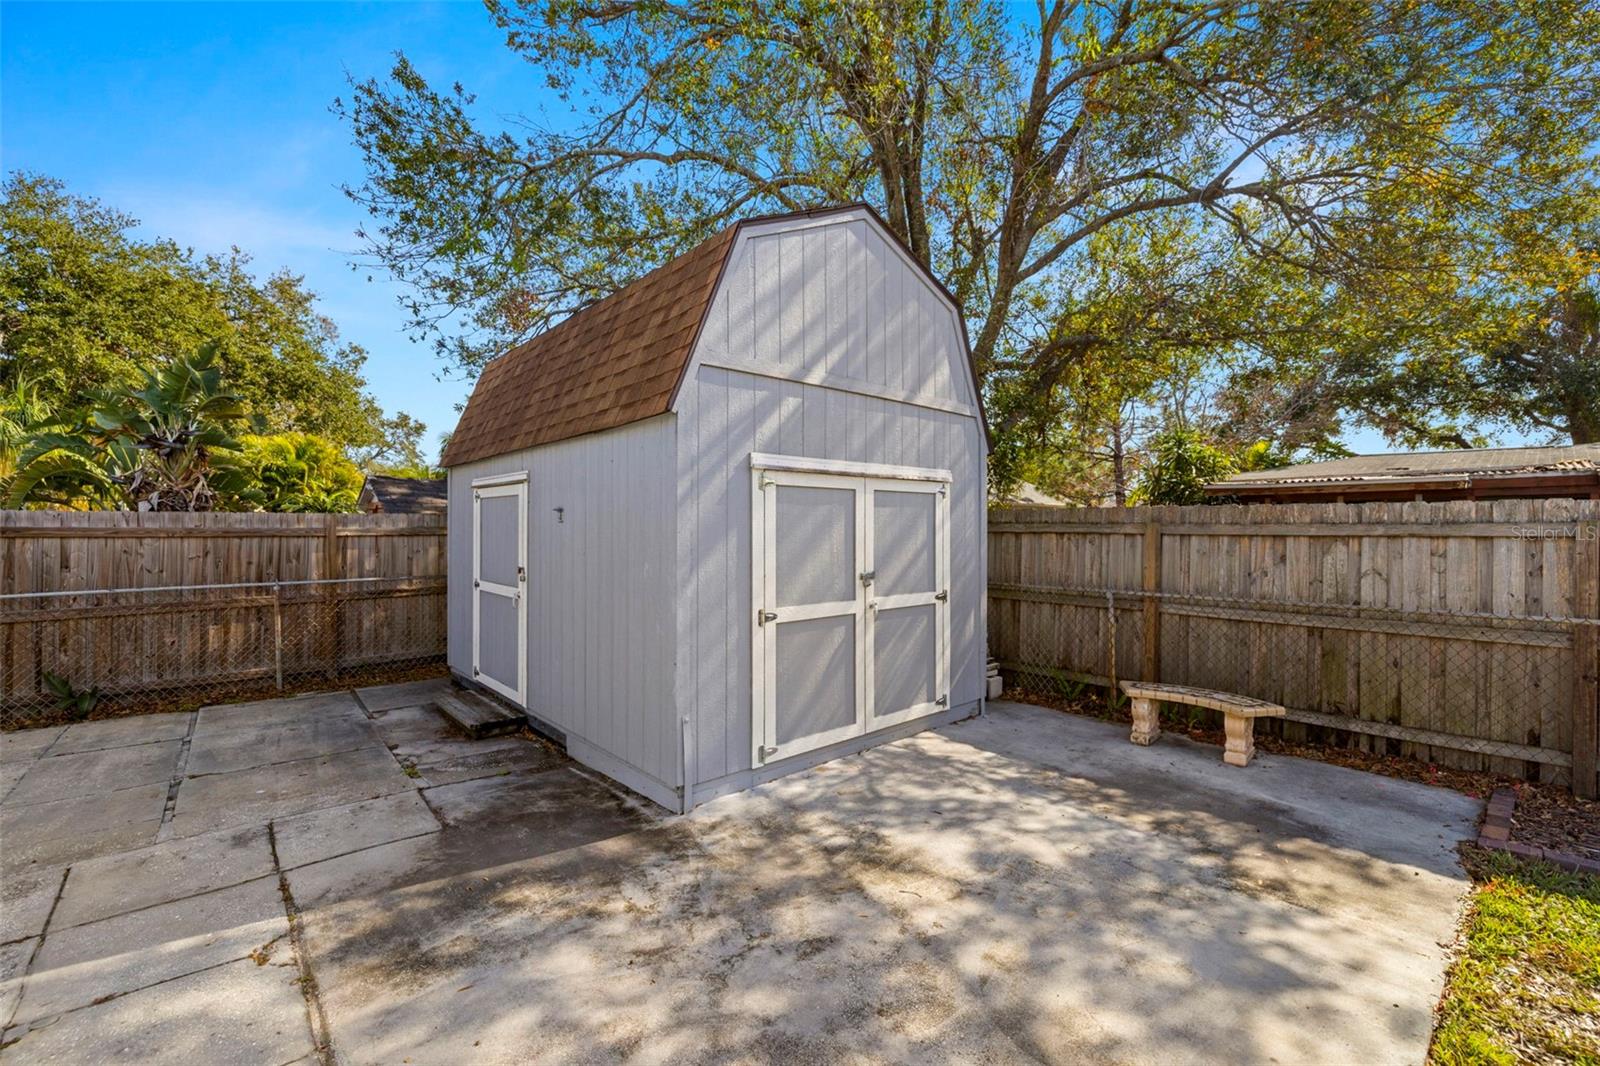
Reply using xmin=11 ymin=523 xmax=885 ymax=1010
xmin=0 ymin=511 xmax=447 ymax=723
xmin=989 ymin=499 xmax=1600 ymax=796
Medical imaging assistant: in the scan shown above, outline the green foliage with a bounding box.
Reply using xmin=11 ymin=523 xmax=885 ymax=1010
xmin=340 ymin=0 xmax=1600 ymax=470
xmin=1131 ymin=429 xmax=1236 ymax=505
xmin=0 ymin=173 xmax=401 ymax=451
xmin=1432 ymin=849 xmax=1600 ymax=1064
xmin=5 ymin=344 xmax=261 ymax=511
xmin=41 ymin=671 xmax=100 ymax=720
xmin=239 ymin=432 xmax=363 ymax=513
xmin=1131 ymin=429 xmax=1288 ymax=505
xmin=0 ymin=375 xmax=56 ymax=490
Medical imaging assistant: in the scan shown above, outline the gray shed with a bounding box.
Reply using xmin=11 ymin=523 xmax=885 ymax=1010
xmin=442 ymin=204 xmax=990 ymax=811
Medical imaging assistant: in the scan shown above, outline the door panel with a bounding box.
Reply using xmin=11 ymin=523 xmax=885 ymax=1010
xmin=775 ymin=615 xmax=858 ymax=746
xmin=872 ymin=490 xmax=936 ymax=595
xmin=473 ymin=480 xmax=526 ymax=704
xmin=873 ymin=603 xmax=937 ymax=715
xmin=754 ymin=463 xmax=950 ymax=765
xmin=775 ymin=486 xmax=856 ymax=606
xmin=476 ymin=590 xmax=520 ymax=690
xmin=477 ymin=494 xmax=521 ymax=587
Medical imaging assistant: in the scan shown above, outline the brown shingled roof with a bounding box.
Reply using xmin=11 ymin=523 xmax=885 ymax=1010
xmin=442 ymin=204 xmax=990 ymax=467
xmin=442 ymin=224 xmax=738 ymax=467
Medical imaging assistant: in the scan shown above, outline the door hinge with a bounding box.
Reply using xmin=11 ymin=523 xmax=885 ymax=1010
xmin=934 ymin=589 xmax=948 ymax=601
xmin=758 ymin=609 xmax=778 ymax=625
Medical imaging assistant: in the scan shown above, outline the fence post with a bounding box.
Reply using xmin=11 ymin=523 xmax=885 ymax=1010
xmin=1142 ymin=520 xmax=1161 ymax=682
xmin=1574 ymin=522 xmax=1599 ymax=799
xmin=323 ymin=515 xmax=340 ymax=679
xmin=272 ymin=582 xmax=284 ymax=692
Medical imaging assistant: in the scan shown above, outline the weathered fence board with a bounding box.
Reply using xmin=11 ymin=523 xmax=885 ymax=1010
xmin=990 ymin=499 xmax=1600 ymax=795
xmin=1 ymin=511 xmax=446 ymax=723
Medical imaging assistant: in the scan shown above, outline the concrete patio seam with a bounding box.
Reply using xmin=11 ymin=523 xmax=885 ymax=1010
xmin=267 ymin=821 xmax=336 ymax=1066
xmin=2 ymin=866 xmax=69 ymax=1035
xmin=0 ymin=770 xmax=186 ymax=812
xmin=1 ymin=950 xmax=261 ymax=1045
xmin=154 ymin=711 xmax=198 ymax=842
xmin=279 ymin=828 xmax=442 ymax=873
xmin=46 ymin=872 xmax=283 ymax=934
xmin=182 ymin=741 xmax=390 ymax=780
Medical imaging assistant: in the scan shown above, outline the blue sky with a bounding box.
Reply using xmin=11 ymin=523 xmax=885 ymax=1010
xmin=1 ymin=1 xmax=541 ymax=457
xmin=2 ymin=2 xmax=1526 ymax=458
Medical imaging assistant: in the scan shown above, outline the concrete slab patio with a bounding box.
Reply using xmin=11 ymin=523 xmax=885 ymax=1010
xmin=0 ymin=691 xmax=1481 ymax=1064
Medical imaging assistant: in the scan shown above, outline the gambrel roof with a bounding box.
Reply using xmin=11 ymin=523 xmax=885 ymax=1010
xmin=442 ymin=205 xmax=986 ymax=467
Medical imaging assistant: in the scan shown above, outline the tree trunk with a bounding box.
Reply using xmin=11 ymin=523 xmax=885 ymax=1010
xmin=1111 ymin=420 xmax=1127 ymax=507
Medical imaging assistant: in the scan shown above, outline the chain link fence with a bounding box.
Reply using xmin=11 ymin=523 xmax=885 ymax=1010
xmin=0 ymin=576 xmax=448 ymax=729
xmin=990 ymin=583 xmax=1600 ymax=789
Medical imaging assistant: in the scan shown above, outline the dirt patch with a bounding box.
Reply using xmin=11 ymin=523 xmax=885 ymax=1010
xmin=1509 ymin=783 xmax=1600 ymax=864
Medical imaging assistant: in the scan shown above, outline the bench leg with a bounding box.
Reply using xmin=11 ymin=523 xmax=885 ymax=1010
xmin=1222 ymin=712 xmax=1256 ymax=767
xmin=1130 ymin=697 xmax=1161 ymax=746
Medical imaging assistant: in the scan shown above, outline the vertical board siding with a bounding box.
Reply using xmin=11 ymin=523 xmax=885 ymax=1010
xmin=678 ymin=212 xmax=988 ymax=787
xmin=447 ymin=415 xmax=678 ymax=790
xmin=699 ymin=214 xmax=976 ymax=414
xmin=989 ymin=500 xmax=1600 ymax=789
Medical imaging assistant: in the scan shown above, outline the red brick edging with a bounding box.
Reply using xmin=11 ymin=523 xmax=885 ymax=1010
xmin=1477 ymin=787 xmax=1600 ymax=876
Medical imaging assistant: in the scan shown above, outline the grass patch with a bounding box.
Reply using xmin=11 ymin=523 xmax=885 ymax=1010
xmin=1431 ymin=847 xmax=1600 ymax=1065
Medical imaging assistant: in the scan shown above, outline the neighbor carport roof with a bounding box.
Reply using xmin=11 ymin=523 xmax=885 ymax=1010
xmin=442 ymin=204 xmax=990 ymax=468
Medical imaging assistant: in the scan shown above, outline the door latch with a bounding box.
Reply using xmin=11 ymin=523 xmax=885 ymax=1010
xmin=517 ymin=565 xmax=526 ymax=582
xmin=760 ymin=745 xmax=778 ymax=761
xmin=934 ymin=589 xmax=948 ymax=601
xmin=758 ymin=609 xmax=778 ymax=625
xmin=860 ymin=570 xmax=875 ymax=587
xmin=936 ymin=694 xmax=948 ymax=706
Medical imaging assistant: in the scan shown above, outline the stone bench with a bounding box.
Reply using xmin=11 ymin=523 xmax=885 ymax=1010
xmin=1119 ymin=682 xmax=1285 ymax=767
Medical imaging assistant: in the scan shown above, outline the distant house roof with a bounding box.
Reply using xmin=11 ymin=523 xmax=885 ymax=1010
xmin=1207 ymin=444 xmax=1600 ymax=503
xmin=441 ymin=203 xmax=989 ymax=468
xmin=993 ymin=481 xmax=1072 ymax=506
xmin=357 ymin=475 xmax=448 ymax=515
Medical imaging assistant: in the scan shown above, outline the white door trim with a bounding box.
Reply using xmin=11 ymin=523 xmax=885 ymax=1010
xmin=751 ymin=452 xmax=951 ymax=484
xmin=863 ymin=477 xmax=950 ymax=731
xmin=751 ymin=458 xmax=950 ymax=766
xmin=472 ymin=478 xmax=527 ymax=705
xmin=752 ymin=468 xmax=866 ymax=765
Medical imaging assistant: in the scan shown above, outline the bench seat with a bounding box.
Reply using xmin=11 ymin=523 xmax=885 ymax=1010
xmin=1119 ymin=681 xmax=1285 ymax=767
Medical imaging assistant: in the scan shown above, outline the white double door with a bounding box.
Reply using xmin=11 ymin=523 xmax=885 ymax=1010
xmin=753 ymin=466 xmax=950 ymax=763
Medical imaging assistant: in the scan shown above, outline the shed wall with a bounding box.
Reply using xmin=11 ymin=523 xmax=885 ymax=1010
xmin=447 ymin=415 xmax=680 ymax=794
xmin=675 ymin=213 xmax=988 ymax=789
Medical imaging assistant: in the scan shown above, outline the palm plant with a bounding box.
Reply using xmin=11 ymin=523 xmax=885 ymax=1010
xmin=5 ymin=344 xmax=261 ymax=511
xmin=0 ymin=375 xmax=57 ymax=489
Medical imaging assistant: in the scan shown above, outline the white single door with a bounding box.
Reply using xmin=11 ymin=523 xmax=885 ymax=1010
xmin=472 ymin=479 xmax=526 ymax=704
xmin=753 ymin=462 xmax=950 ymax=764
